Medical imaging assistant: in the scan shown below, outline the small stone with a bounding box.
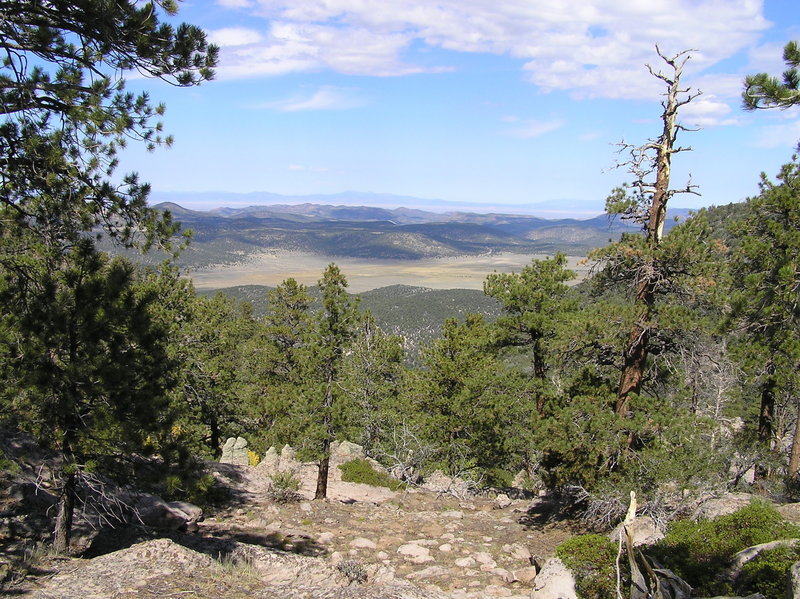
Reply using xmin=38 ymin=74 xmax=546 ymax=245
xmin=376 ymin=551 xmax=389 ymax=560
xmin=317 ymin=532 xmax=335 ymax=544
xmin=350 ymin=537 xmax=377 ymax=549
xmin=504 ymin=543 xmax=532 ymax=561
xmin=514 ymin=565 xmax=538 ymax=585
xmin=491 ymin=567 xmax=514 ymax=583
xmin=442 ymin=510 xmax=464 ymax=519
xmin=455 ymin=557 xmax=477 ymax=568
xmin=397 ymin=543 xmax=433 ymax=563
xmin=474 ymin=551 xmax=495 ymax=565
xmin=439 ymin=543 xmax=453 ymax=552
xmin=406 ymin=566 xmax=448 ymax=580
xmin=300 ymin=502 xmax=312 ymax=512
xmin=494 ymin=493 xmax=512 ymax=509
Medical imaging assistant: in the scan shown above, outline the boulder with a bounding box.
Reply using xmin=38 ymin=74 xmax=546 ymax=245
xmin=608 ymin=515 xmax=664 ymax=547
xmin=259 ymin=446 xmax=280 ymax=471
xmin=693 ymin=493 xmax=755 ymax=521
xmin=494 ymin=493 xmax=512 ymax=509
xmin=135 ymin=495 xmax=193 ymax=531
xmin=331 ymin=440 xmax=365 ymax=463
xmin=220 ymin=436 xmax=249 ymax=465
xmin=788 ymin=561 xmax=800 ymax=599
xmin=422 ymin=470 xmax=472 ymax=497
xmin=531 ymin=557 xmax=577 ymax=599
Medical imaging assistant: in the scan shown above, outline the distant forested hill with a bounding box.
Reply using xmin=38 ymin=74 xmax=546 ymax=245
xmin=100 ymin=202 xmax=704 ymax=269
xmin=200 ymin=283 xmax=501 ymax=360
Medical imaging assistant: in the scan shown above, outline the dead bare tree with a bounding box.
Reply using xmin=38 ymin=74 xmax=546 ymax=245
xmin=606 ymin=46 xmax=702 ymax=418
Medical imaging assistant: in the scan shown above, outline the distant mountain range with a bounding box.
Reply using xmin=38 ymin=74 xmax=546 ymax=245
xmin=142 ymin=201 xmax=694 ymax=268
xmin=150 ymin=190 xmax=619 ymax=219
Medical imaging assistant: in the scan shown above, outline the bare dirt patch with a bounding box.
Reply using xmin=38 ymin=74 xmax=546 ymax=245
xmin=188 ymin=252 xmax=591 ymax=293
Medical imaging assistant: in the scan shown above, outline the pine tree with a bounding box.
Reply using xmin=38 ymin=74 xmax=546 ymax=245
xmin=0 ymin=1 xmax=216 ymax=550
xmin=483 ymin=253 xmax=577 ymax=414
xmin=310 ymin=264 xmax=360 ymax=499
xmin=0 ymin=246 xmax=177 ymax=551
xmin=727 ymin=157 xmax=800 ymax=482
xmin=743 ymin=41 xmax=800 ymax=110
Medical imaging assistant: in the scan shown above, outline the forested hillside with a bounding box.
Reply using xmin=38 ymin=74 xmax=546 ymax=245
xmin=201 ymin=284 xmax=501 ymax=360
xmin=2 ymin=2 xmax=800 ymax=596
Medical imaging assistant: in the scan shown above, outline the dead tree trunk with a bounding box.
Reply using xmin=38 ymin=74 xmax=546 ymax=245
xmin=613 ymin=47 xmax=700 ymax=417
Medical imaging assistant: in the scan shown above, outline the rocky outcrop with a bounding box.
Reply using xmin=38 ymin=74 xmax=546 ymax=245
xmin=220 ymin=436 xmax=250 ymax=465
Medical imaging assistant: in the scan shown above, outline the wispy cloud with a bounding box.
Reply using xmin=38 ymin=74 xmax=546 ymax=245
xmin=754 ymin=109 xmax=800 ymax=148
xmin=680 ymin=96 xmax=739 ymax=127
xmin=210 ymin=0 xmax=768 ymax=103
xmin=506 ymin=118 xmax=565 ymax=139
xmin=207 ymin=27 xmax=263 ymax=47
xmin=216 ymin=0 xmax=252 ymax=8
xmin=259 ymin=86 xmax=368 ymax=111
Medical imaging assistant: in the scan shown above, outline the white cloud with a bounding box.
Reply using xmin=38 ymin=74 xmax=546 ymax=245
xmin=260 ymin=86 xmax=367 ymax=111
xmin=216 ymin=0 xmax=253 ymax=8
xmin=212 ymin=0 xmax=770 ymax=100
xmin=754 ymin=119 xmax=800 ymax=148
xmin=680 ymin=96 xmax=739 ymax=127
xmin=208 ymin=27 xmax=263 ymax=47
xmin=506 ymin=118 xmax=565 ymax=139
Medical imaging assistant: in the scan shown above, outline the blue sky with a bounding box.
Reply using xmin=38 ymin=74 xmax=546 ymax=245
xmin=122 ymin=0 xmax=800 ymax=216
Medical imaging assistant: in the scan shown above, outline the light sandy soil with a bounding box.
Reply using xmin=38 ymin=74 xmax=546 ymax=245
xmin=188 ymin=252 xmax=592 ymax=293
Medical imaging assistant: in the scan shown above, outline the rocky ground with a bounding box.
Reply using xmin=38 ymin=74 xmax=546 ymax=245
xmin=3 ymin=442 xmax=581 ymax=599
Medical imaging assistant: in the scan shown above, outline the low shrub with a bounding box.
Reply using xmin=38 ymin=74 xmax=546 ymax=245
xmin=556 ymin=533 xmax=625 ymax=599
xmin=267 ymin=470 xmax=301 ymax=503
xmin=649 ymin=500 xmax=800 ymax=596
xmin=338 ymin=458 xmax=404 ymax=491
xmin=336 ymin=558 xmax=368 ymax=584
xmin=737 ymin=544 xmax=800 ymax=599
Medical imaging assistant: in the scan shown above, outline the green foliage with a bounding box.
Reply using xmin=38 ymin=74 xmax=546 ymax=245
xmin=556 ymin=534 xmax=623 ymax=599
xmin=737 ymin=544 xmax=800 ymax=599
xmin=743 ymin=40 xmax=800 ymax=110
xmin=338 ymin=459 xmax=405 ymax=491
xmin=414 ymin=313 xmax=533 ymax=481
xmin=651 ymin=500 xmax=800 ymax=595
xmin=267 ymin=470 xmax=302 ymax=504
xmin=484 ymin=253 xmax=577 ymax=409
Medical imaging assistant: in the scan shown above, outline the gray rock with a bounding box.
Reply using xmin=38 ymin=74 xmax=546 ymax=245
xmin=494 ymin=493 xmax=512 ymax=509
xmin=788 ymin=561 xmax=800 ymax=599
xmin=331 ymin=440 xmax=365 ymax=463
xmin=514 ymin=565 xmax=538 ymax=585
xmin=260 ymin=446 xmax=280 ymax=470
xmin=608 ymin=515 xmax=664 ymax=547
xmin=220 ymin=436 xmax=250 ymax=465
xmin=135 ymin=495 xmax=190 ymax=531
xmin=531 ymin=557 xmax=577 ymax=599
xmin=166 ymin=501 xmax=203 ymax=523
xmin=693 ymin=493 xmax=755 ymax=521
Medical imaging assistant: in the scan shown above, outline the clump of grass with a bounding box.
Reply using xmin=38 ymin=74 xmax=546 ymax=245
xmin=338 ymin=459 xmax=405 ymax=491
xmin=337 ymin=558 xmax=368 ymax=585
xmin=267 ymin=470 xmax=301 ymax=503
